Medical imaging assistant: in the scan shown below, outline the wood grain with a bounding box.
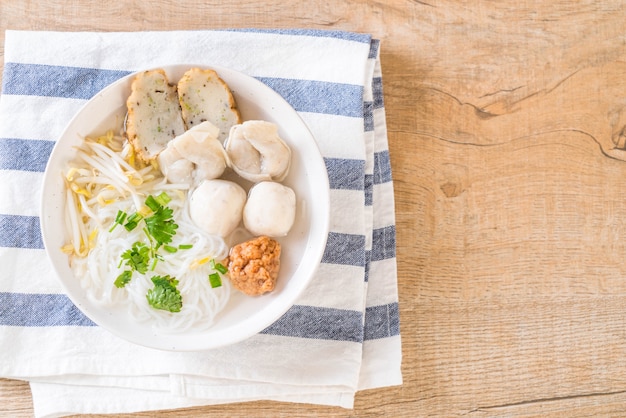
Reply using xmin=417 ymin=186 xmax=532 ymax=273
xmin=4 ymin=0 xmax=626 ymax=416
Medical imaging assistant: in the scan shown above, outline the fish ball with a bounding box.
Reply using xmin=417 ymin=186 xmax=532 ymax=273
xmin=243 ymin=181 xmax=296 ymax=237
xmin=189 ymin=179 xmax=246 ymax=238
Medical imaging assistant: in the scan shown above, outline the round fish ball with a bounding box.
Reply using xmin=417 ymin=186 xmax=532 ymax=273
xmin=243 ymin=181 xmax=296 ymax=237
xmin=189 ymin=179 xmax=247 ymax=238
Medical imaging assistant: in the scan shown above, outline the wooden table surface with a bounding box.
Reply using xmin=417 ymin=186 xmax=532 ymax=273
xmin=4 ymin=1 xmax=626 ymax=416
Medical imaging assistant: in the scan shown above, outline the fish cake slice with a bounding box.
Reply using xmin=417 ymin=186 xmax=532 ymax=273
xmin=177 ymin=68 xmax=242 ymax=143
xmin=126 ymin=69 xmax=186 ymax=162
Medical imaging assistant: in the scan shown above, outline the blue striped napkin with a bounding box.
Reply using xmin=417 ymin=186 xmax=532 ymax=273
xmin=0 ymin=29 xmax=401 ymax=417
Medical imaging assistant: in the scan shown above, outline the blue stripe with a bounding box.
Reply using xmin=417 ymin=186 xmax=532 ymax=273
xmin=227 ymin=28 xmax=371 ymax=44
xmin=0 ymin=292 xmax=95 ymax=327
xmin=324 ymin=157 xmax=365 ymax=191
xmin=364 ymin=249 xmax=372 ymax=282
xmin=372 ymin=76 xmax=384 ymax=109
xmin=0 ymin=292 xmax=365 ymax=342
xmin=364 ymin=173 xmax=373 ymax=206
xmin=0 ymin=138 xmax=54 ymax=172
xmin=368 ymin=39 xmax=380 ymax=59
xmin=374 ymin=150 xmax=393 ymax=184
xmin=2 ymin=63 xmax=131 ymax=100
xmin=321 ymin=232 xmax=365 ymax=267
xmin=256 ymin=77 xmax=363 ymax=117
xmin=364 ymin=302 xmax=400 ymax=340
xmin=363 ymin=101 xmax=374 ymax=132
xmin=364 ymin=226 xmax=396 ymax=283
xmin=0 ymin=291 xmax=396 ymax=342
xmin=262 ymin=304 xmax=363 ymax=342
xmin=0 ymin=214 xmax=43 ymax=249
xmin=2 ymin=63 xmax=365 ymax=118
xmin=371 ymin=225 xmax=396 ymax=262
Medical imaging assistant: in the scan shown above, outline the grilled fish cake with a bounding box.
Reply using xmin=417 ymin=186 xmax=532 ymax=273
xmin=177 ymin=68 xmax=242 ymax=143
xmin=125 ymin=69 xmax=186 ymax=162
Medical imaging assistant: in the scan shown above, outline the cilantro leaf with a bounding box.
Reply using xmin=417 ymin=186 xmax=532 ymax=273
xmin=120 ymin=242 xmax=150 ymax=274
xmin=146 ymin=275 xmax=182 ymax=312
xmin=114 ymin=270 xmax=132 ymax=288
xmin=143 ymin=199 xmax=178 ymax=246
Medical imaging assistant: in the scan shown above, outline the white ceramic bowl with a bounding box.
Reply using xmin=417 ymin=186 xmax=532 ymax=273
xmin=40 ymin=65 xmax=329 ymax=351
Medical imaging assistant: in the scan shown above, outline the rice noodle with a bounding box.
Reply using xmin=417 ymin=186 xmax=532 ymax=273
xmin=64 ymin=132 xmax=231 ymax=333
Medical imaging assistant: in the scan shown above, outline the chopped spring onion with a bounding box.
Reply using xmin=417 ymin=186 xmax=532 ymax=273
xmin=115 ymin=210 xmax=127 ymax=224
xmin=155 ymin=191 xmax=171 ymax=206
xmin=144 ymin=192 xmax=171 ymax=213
xmin=150 ymin=254 xmax=164 ymax=271
xmin=208 ymin=272 xmax=222 ymax=288
xmin=178 ymin=244 xmax=193 ymax=250
xmin=109 ymin=210 xmax=128 ymax=232
xmin=210 ymin=259 xmax=228 ymax=274
xmin=163 ymin=245 xmax=178 ymax=253
xmin=123 ymin=212 xmax=143 ymax=231
xmin=144 ymin=195 xmax=159 ymax=212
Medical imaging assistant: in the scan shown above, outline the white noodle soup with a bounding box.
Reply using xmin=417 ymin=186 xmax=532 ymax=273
xmin=41 ymin=64 xmax=330 ymax=351
xmin=63 ymin=131 xmax=231 ymax=333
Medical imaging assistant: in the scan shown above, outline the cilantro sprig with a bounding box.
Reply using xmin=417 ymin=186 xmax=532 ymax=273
xmin=144 ymin=194 xmax=178 ymax=248
xmin=112 ymin=193 xmax=179 ymax=290
xmin=110 ymin=193 xmax=206 ymax=314
xmin=114 ymin=270 xmax=132 ymax=288
xmin=146 ymin=275 xmax=183 ymax=312
xmin=119 ymin=242 xmax=151 ymax=274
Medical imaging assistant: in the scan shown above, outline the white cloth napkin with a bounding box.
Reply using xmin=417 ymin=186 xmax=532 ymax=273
xmin=0 ymin=29 xmax=401 ymax=417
